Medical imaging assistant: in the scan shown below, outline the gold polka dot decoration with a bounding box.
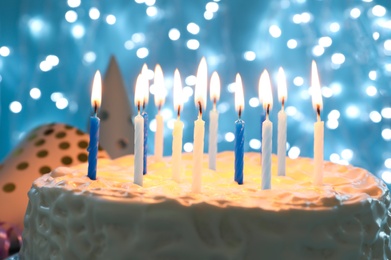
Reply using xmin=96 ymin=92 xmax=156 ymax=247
xmin=0 ymin=105 xmax=110 ymax=227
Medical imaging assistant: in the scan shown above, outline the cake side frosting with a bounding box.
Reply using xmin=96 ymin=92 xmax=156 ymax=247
xmin=21 ymin=152 xmax=391 ymax=260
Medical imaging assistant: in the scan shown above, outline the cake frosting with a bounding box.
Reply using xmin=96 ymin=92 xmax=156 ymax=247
xmin=21 ymin=152 xmax=391 ymax=259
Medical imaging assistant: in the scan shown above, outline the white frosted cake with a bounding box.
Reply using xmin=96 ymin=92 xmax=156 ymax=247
xmin=21 ymin=152 xmax=391 ymax=259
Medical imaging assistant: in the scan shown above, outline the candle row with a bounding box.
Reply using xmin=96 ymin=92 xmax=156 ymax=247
xmin=87 ymin=59 xmax=324 ymax=193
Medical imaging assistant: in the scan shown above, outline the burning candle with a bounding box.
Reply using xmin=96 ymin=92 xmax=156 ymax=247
xmin=192 ymin=57 xmax=207 ymax=193
xmin=154 ymin=64 xmax=166 ymax=160
xmin=87 ymin=71 xmax=102 ymax=180
xmin=172 ymin=69 xmax=184 ymax=182
xmin=259 ymin=70 xmax=273 ymax=190
xmin=234 ymin=74 xmax=245 ymax=184
xmin=134 ymin=74 xmax=145 ymax=186
xmin=277 ymin=67 xmax=287 ymax=176
xmin=311 ymin=61 xmax=324 ymax=185
xmin=208 ymin=71 xmax=220 ymax=170
xmin=141 ymin=64 xmax=149 ymax=175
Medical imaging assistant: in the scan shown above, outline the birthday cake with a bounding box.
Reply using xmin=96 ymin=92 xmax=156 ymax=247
xmin=20 ymin=152 xmax=390 ymax=259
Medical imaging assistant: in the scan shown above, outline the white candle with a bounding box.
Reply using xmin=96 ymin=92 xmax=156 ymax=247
xmin=134 ymin=74 xmax=145 ymax=186
xmin=277 ymin=67 xmax=287 ymax=176
xmin=192 ymin=57 xmax=207 ymax=193
xmin=311 ymin=61 xmax=324 ymax=185
xmin=259 ymin=70 xmax=273 ymax=190
xmin=154 ymin=64 xmax=166 ymax=160
xmin=172 ymin=69 xmax=184 ymax=182
xmin=208 ymin=71 xmax=220 ymax=170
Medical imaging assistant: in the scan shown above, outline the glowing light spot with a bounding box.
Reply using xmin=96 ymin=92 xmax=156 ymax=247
xmin=341 ymin=149 xmax=353 ymax=161
xmin=269 ymin=25 xmax=281 ymax=38
xmin=0 ymin=46 xmax=10 ymax=57
xmin=346 ymin=105 xmax=360 ymax=118
xmin=39 ymin=61 xmax=52 ymax=72
xmin=249 ymin=97 xmax=259 ymax=107
xmin=56 ymin=97 xmax=69 ymax=110
xmin=184 ymin=142 xmax=193 ymax=152
xmin=185 ymin=75 xmax=196 ymax=86
xmin=330 ymin=153 xmax=340 ymax=163
xmin=183 ymin=86 xmax=194 ymax=97
xmin=312 ymin=45 xmax=324 ymax=57
xmin=149 ymin=119 xmax=157 ymax=132
xmin=225 ymin=132 xmax=235 ymax=142
xmin=286 ymin=106 xmax=297 ymax=116
xmin=385 ymin=159 xmax=391 ymax=169
xmin=318 ymin=36 xmax=332 ymax=47
xmin=227 ymin=82 xmax=236 ymax=93
xmin=381 ymin=171 xmax=391 ymax=184
xmin=51 ymin=92 xmax=63 ymax=102
xmin=366 ymin=86 xmax=377 ymax=96
xmin=65 ymin=10 xmax=78 ymax=23
xmin=385 ymin=64 xmax=391 ymax=72
xmin=249 ymin=139 xmax=261 ymax=150
xmin=168 ymin=28 xmax=180 ymax=41
xmin=135 ymin=0 xmax=144 ymax=3
xmin=288 ymin=146 xmax=300 ymax=159
xmin=287 ymin=39 xmax=297 ymax=49
xmin=124 ymin=41 xmax=135 ymax=50
xmin=381 ymin=107 xmax=391 ymax=118
xmin=67 ymin=0 xmax=80 ymax=8
xmin=243 ymin=51 xmax=256 ymax=61
xmin=382 ymin=128 xmax=391 ymax=141
xmin=301 ymin=12 xmax=311 ymax=23
xmin=373 ymin=32 xmax=380 ymax=40
xmin=146 ymin=6 xmax=158 ymax=17
xmin=350 ymin=8 xmax=361 ymax=19
xmin=369 ymin=70 xmax=377 ymax=80
xmin=326 ymin=120 xmax=339 ymax=130
xmin=46 ymin=55 xmax=59 ymax=66
xmin=330 ymin=82 xmax=342 ymax=95
xmin=145 ymin=0 xmax=156 ymax=6
xmin=369 ymin=111 xmax=381 ymax=123
xmin=329 ymin=22 xmax=340 ymax=32
xmin=132 ymin=33 xmax=145 ymax=43
xmin=167 ymin=119 xmax=176 ymax=130
xmin=106 ymin=15 xmax=116 ymax=25
xmin=187 ymin=23 xmax=200 ymax=35
xmin=83 ymin=51 xmax=96 ymax=63
xmin=206 ymin=2 xmax=219 ymax=12
xmin=328 ymin=110 xmax=340 ymax=120
xmin=331 ymin=53 xmax=345 ymax=65
xmin=204 ymin=11 xmax=214 ymax=20
xmin=28 ymin=18 xmax=44 ymax=36
xmin=372 ymin=5 xmax=386 ymax=17
xmin=89 ymin=7 xmax=100 ymax=20
xmin=9 ymin=101 xmax=22 ymax=113
xmin=384 ymin=40 xmax=391 ymax=51
xmin=293 ymin=76 xmax=304 ymax=86
xmin=218 ymin=102 xmax=229 ymax=113
xmin=136 ymin=47 xmax=149 ymax=59
xmin=322 ymin=87 xmax=333 ymax=98
xmin=71 ymin=24 xmax=85 ymax=38
xmin=30 ymin=88 xmax=41 ymax=100
xmin=187 ymin=39 xmax=200 ymax=50
xmin=292 ymin=14 xmax=301 ymax=24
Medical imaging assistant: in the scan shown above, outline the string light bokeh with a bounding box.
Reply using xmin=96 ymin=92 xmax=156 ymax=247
xmin=0 ymin=0 xmax=391 ymax=188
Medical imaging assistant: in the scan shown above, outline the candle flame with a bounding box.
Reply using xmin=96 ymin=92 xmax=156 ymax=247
xmin=154 ymin=64 xmax=166 ymax=108
xmin=235 ymin=73 xmax=244 ymax=114
xmin=195 ymin=57 xmax=208 ymax=111
xmin=277 ymin=67 xmax=287 ymax=104
xmin=258 ymin=69 xmax=273 ymax=111
xmin=311 ymin=60 xmax=323 ymax=111
xmin=141 ymin=64 xmax=149 ymax=106
xmin=173 ymin=69 xmax=183 ymax=113
xmin=135 ymin=73 xmax=146 ymax=110
xmin=210 ymin=71 xmax=220 ymax=103
xmin=91 ymin=70 xmax=102 ymax=111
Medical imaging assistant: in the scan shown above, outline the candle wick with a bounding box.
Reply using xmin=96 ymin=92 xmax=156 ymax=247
xmin=317 ymin=105 xmax=321 ymax=122
xmin=213 ymin=100 xmax=217 ymax=111
xmin=238 ymin=107 xmax=242 ymax=119
xmin=198 ymin=101 xmax=202 ymax=116
xmin=137 ymin=102 xmax=141 ymax=115
xmin=266 ymin=104 xmax=270 ymax=119
xmin=281 ymin=98 xmax=285 ymax=111
xmin=142 ymin=102 xmax=146 ymax=111
xmin=177 ymin=106 xmax=181 ymax=119
xmin=93 ymin=101 xmax=98 ymax=116
xmin=158 ymin=104 xmax=162 ymax=113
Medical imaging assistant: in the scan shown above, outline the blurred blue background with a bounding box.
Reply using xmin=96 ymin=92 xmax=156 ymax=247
xmin=0 ymin=0 xmax=390 ymax=188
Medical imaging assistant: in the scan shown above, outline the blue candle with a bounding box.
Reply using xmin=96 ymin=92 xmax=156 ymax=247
xmin=260 ymin=111 xmax=266 ymax=153
xmin=88 ymin=115 xmax=100 ymax=180
xmin=234 ymin=118 xmax=245 ymax=184
xmin=142 ymin=110 xmax=148 ymax=175
xmin=87 ymin=71 xmax=102 ymax=180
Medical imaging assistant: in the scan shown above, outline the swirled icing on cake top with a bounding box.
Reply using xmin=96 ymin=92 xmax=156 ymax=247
xmin=34 ymin=152 xmax=388 ymax=211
